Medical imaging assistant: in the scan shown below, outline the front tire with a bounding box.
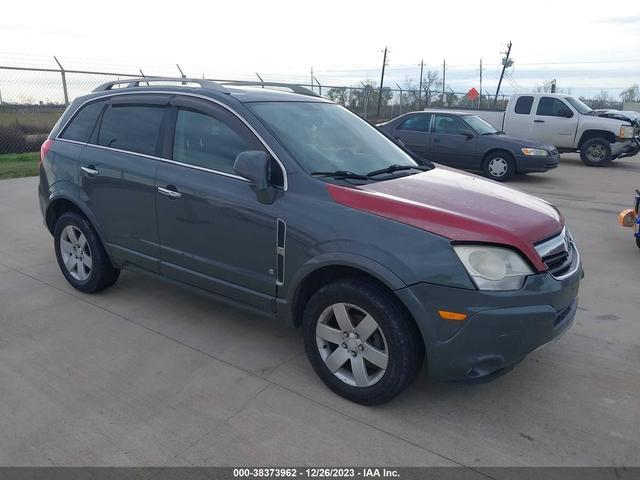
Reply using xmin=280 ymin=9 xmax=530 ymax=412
xmin=483 ymin=152 xmax=515 ymax=181
xmin=54 ymin=212 xmax=120 ymax=293
xmin=580 ymin=138 xmax=612 ymax=166
xmin=302 ymin=279 xmax=423 ymax=405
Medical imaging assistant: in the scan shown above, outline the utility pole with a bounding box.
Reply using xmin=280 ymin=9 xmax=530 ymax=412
xmin=310 ymin=67 xmax=314 ymax=92
xmin=493 ymin=41 xmax=513 ymax=108
xmin=550 ymin=79 xmax=557 ymax=93
xmin=396 ymin=82 xmax=403 ymax=114
xmin=53 ymin=56 xmax=69 ymax=106
xmin=442 ymin=59 xmax=446 ymax=105
xmin=376 ymin=47 xmax=388 ymax=119
xmin=479 ymin=58 xmax=483 ymax=109
xmin=418 ymin=59 xmax=424 ymax=109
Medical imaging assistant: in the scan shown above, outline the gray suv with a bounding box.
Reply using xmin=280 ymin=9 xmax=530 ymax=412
xmin=39 ymin=77 xmax=582 ymax=404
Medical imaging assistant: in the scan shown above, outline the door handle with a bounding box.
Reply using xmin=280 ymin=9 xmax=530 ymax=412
xmin=433 ymin=138 xmax=441 ymax=143
xmin=157 ymin=186 xmax=182 ymax=199
xmin=81 ymin=166 xmax=99 ymax=176
xmin=534 ymin=119 xmax=545 ymax=123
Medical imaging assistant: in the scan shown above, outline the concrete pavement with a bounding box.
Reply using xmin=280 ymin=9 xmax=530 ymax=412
xmin=0 ymin=153 xmax=638 ymax=467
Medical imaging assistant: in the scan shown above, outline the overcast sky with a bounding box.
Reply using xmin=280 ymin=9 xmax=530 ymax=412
xmin=2 ymin=0 xmax=640 ymax=97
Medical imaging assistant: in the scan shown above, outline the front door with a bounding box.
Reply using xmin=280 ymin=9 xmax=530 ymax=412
xmin=429 ymin=114 xmax=478 ymax=169
xmin=155 ymin=96 xmax=282 ymax=310
xmin=530 ymin=96 xmax=579 ymax=148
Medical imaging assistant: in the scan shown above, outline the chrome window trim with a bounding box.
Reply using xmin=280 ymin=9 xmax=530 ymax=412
xmin=55 ymin=90 xmax=288 ymax=190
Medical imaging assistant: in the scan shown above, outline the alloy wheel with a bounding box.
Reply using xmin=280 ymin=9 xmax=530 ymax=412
xmin=59 ymin=225 xmax=92 ymax=281
xmin=586 ymin=144 xmax=606 ymax=162
xmin=315 ymin=303 xmax=389 ymax=387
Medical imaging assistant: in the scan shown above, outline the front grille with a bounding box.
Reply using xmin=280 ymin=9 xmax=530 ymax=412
xmin=535 ymin=228 xmax=578 ymax=279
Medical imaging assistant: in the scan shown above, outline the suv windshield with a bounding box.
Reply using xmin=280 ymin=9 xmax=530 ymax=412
xmin=463 ymin=115 xmax=498 ymax=135
xmin=248 ymin=102 xmax=417 ymax=176
xmin=565 ymin=96 xmax=592 ymax=115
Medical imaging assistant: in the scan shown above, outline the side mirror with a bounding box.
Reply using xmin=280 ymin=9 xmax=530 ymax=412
xmin=233 ymin=150 xmax=276 ymax=204
xmin=460 ymin=130 xmax=474 ymax=138
xmin=394 ymin=137 xmax=406 ymax=147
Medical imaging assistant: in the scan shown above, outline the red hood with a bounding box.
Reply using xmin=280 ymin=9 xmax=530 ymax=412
xmin=326 ymin=166 xmax=563 ymax=271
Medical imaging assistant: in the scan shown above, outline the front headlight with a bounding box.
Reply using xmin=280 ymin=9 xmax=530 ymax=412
xmin=521 ymin=147 xmax=549 ymax=156
xmin=619 ymin=125 xmax=634 ymax=139
xmin=453 ymin=245 xmax=533 ymax=291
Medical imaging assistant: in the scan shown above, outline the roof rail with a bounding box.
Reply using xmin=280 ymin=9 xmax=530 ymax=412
xmin=93 ymin=76 xmax=229 ymax=93
xmin=217 ymin=80 xmax=321 ymax=97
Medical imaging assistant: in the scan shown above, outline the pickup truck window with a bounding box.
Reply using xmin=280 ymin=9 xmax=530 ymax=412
xmin=398 ymin=114 xmax=431 ymax=132
xmin=514 ymin=96 xmax=534 ymax=115
xmin=565 ymin=97 xmax=592 ymax=115
xmin=536 ymin=97 xmax=573 ymax=118
xmin=433 ymin=115 xmax=466 ymax=134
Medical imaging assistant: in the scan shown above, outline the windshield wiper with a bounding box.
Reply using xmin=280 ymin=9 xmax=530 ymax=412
xmin=311 ymin=170 xmax=372 ymax=181
xmin=366 ymin=164 xmax=431 ymax=177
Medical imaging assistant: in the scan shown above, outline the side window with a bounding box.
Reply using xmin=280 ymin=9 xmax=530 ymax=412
xmin=60 ymin=100 xmax=106 ymax=142
xmin=97 ymin=104 xmax=165 ymax=156
xmin=397 ymin=114 xmax=431 ymax=132
xmin=433 ymin=115 xmax=466 ymax=134
xmin=514 ymin=96 xmax=534 ymax=115
xmin=172 ymin=107 xmax=285 ymax=188
xmin=536 ymin=97 xmax=573 ymax=117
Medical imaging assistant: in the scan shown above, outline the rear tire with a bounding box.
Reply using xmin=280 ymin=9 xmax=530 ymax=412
xmin=580 ymin=138 xmax=612 ymax=166
xmin=483 ymin=152 xmax=515 ymax=182
xmin=302 ymin=279 xmax=423 ymax=405
xmin=54 ymin=212 xmax=120 ymax=293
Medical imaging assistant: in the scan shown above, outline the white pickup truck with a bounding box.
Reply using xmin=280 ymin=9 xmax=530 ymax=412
xmin=472 ymin=93 xmax=640 ymax=166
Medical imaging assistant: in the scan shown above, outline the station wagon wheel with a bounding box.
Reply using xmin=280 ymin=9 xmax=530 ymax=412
xmin=60 ymin=225 xmax=92 ymax=281
xmin=303 ymin=279 xmax=423 ymax=405
xmin=54 ymin=212 xmax=120 ymax=294
xmin=315 ymin=303 xmax=389 ymax=388
xmin=483 ymin=151 xmax=514 ymax=181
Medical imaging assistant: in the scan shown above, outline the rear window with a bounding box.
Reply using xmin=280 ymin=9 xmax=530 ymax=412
xmin=60 ymin=100 xmax=106 ymax=142
xmin=97 ymin=104 xmax=165 ymax=156
xmin=514 ymin=96 xmax=534 ymax=115
xmin=398 ymin=114 xmax=431 ymax=132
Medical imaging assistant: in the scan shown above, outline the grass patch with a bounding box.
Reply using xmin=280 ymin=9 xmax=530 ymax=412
xmin=0 ymin=110 xmax=63 ymax=130
xmin=0 ymin=151 xmax=40 ymax=179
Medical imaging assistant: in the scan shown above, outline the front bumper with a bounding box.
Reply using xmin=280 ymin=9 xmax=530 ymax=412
xmin=514 ymin=152 xmax=560 ymax=173
xmin=613 ymin=137 xmax=640 ymax=159
xmin=396 ymin=263 xmax=582 ymax=381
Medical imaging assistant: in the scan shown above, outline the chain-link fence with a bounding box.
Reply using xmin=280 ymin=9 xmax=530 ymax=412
xmin=0 ymin=62 xmax=624 ymax=155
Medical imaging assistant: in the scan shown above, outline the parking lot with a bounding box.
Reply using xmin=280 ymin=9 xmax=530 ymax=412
xmin=0 ymin=153 xmax=638 ymax=467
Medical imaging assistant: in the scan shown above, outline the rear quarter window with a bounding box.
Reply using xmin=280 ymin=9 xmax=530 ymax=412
xmin=514 ymin=96 xmax=534 ymax=115
xmin=59 ymin=100 xmax=107 ymax=142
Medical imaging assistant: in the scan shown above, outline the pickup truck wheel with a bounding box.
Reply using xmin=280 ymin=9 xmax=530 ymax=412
xmin=580 ymin=138 xmax=612 ymax=166
xmin=302 ymin=279 xmax=423 ymax=405
xmin=483 ymin=152 xmax=515 ymax=181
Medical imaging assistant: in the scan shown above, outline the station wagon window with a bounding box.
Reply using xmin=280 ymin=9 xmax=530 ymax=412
xmin=433 ymin=115 xmax=466 ymax=134
xmin=398 ymin=114 xmax=431 ymax=132
xmin=60 ymin=100 xmax=106 ymax=142
xmin=172 ymin=108 xmax=283 ymax=186
xmin=514 ymin=96 xmax=534 ymax=115
xmin=97 ymin=104 xmax=165 ymax=156
xmin=536 ymin=97 xmax=573 ymax=117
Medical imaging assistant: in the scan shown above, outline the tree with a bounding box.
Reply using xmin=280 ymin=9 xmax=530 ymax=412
xmin=327 ymin=87 xmax=349 ymax=106
xmin=620 ymin=84 xmax=640 ymax=103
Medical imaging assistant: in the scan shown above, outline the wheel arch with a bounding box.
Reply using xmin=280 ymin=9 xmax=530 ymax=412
xmin=578 ymin=130 xmax=615 ymax=149
xmin=481 ymin=148 xmax=515 ymax=167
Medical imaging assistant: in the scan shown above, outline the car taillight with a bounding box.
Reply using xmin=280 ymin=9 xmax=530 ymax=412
xmin=40 ymin=139 xmax=53 ymax=165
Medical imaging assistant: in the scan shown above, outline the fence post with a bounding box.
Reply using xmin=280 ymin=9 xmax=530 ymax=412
xmin=314 ymin=76 xmax=322 ymax=96
xmin=53 ymin=56 xmax=69 ymax=106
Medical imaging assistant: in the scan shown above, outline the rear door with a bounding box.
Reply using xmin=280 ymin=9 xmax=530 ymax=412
xmin=504 ymin=95 xmax=535 ymax=138
xmin=390 ymin=113 xmax=432 ymax=159
xmin=530 ymin=96 xmax=579 ymax=148
xmin=429 ymin=114 xmax=477 ymax=169
xmin=155 ymin=96 xmax=281 ymax=310
xmin=78 ymin=94 xmax=169 ymax=271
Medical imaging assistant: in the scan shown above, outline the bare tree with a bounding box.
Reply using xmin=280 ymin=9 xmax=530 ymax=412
xmin=620 ymin=84 xmax=640 ymax=103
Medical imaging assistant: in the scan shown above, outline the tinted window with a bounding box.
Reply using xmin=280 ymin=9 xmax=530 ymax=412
xmin=398 ymin=114 xmax=431 ymax=132
xmin=97 ymin=105 xmax=165 ymax=156
xmin=514 ymin=96 xmax=534 ymax=115
xmin=60 ymin=100 xmax=106 ymax=142
xmin=173 ymin=108 xmax=261 ymax=176
xmin=433 ymin=115 xmax=466 ymax=134
xmin=536 ymin=97 xmax=573 ymax=117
